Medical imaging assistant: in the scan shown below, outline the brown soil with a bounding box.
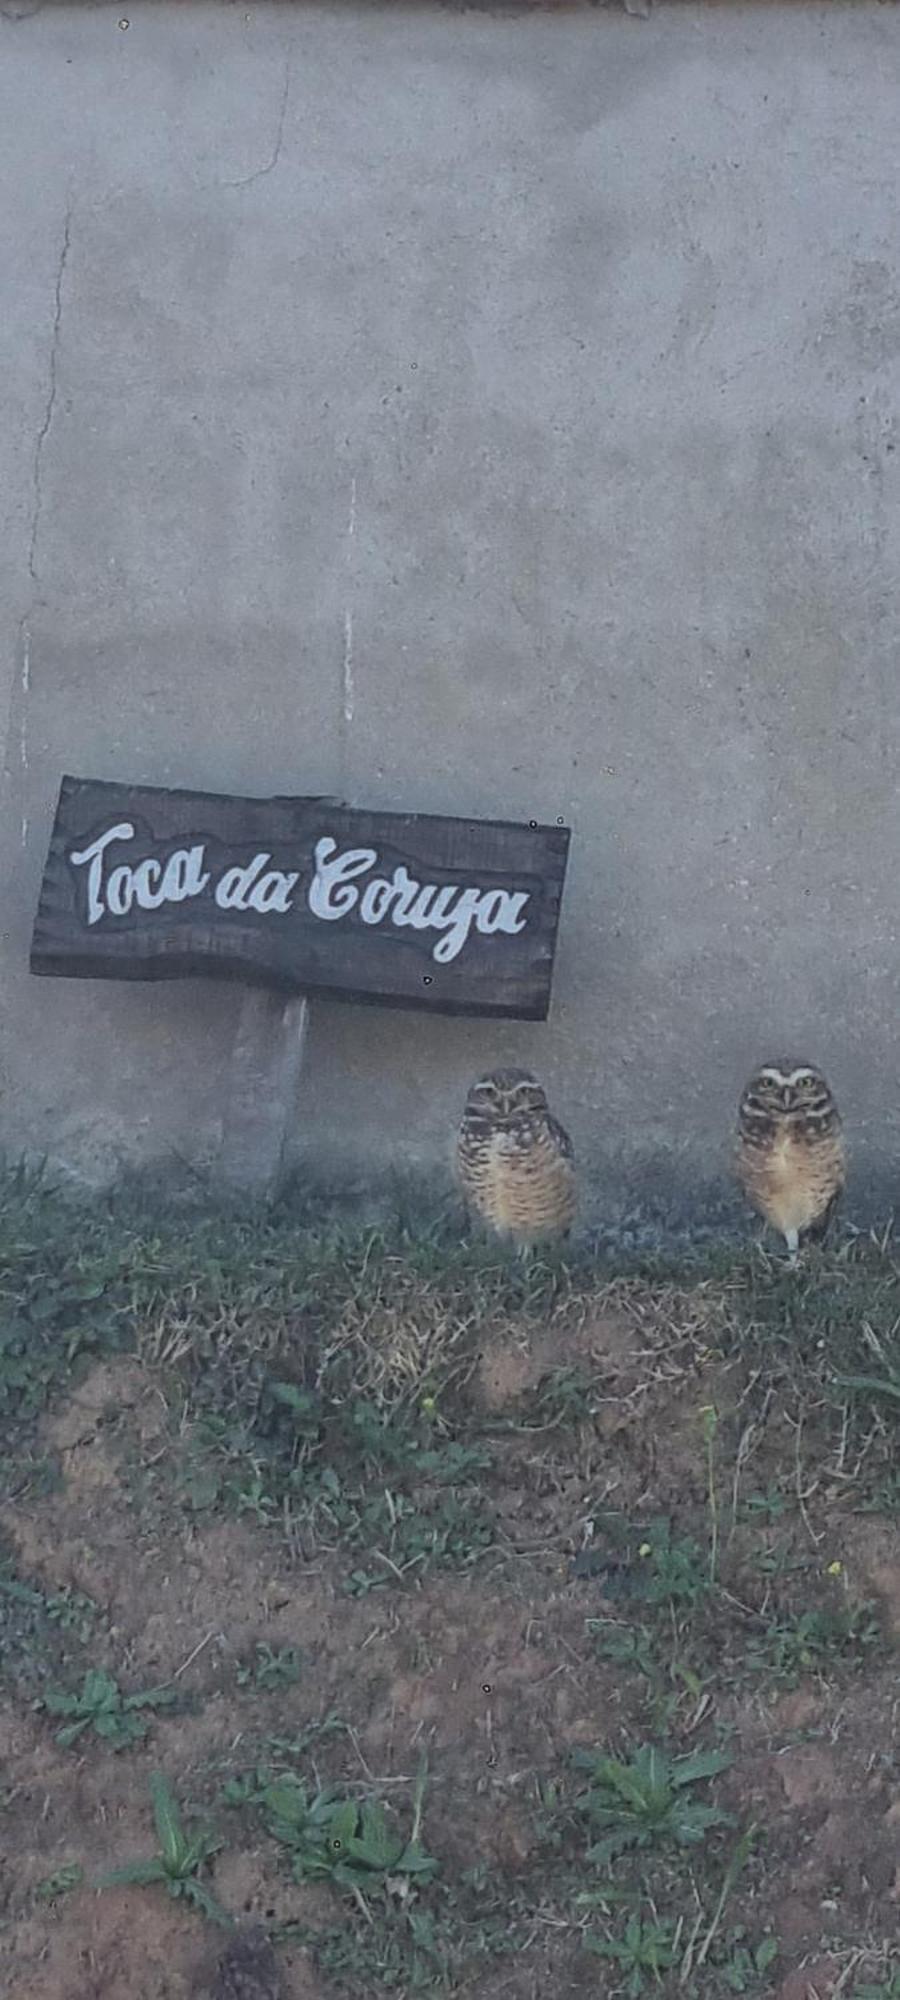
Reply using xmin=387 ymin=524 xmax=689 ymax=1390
xmin=2 ymin=1300 xmax=898 ymax=2000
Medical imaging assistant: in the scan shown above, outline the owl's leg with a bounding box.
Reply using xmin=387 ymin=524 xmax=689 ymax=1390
xmin=516 ymin=1240 xmax=535 ymax=1268
xmin=805 ymin=1192 xmax=841 ymax=1246
xmin=784 ymin=1227 xmax=800 ymax=1267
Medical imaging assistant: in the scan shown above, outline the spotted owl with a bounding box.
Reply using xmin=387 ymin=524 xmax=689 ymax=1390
xmin=735 ymin=1059 xmax=845 ymax=1262
xmin=456 ymin=1067 xmax=577 ymax=1252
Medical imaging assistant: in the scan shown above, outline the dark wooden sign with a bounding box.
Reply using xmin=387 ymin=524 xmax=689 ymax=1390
xmin=31 ymin=777 xmax=570 ymax=1021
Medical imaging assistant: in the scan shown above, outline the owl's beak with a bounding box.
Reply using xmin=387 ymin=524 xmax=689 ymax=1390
xmin=781 ymin=1088 xmax=792 ymax=1109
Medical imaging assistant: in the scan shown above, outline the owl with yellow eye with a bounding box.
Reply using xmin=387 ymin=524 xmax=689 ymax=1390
xmin=735 ymin=1059 xmax=845 ymax=1263
xmin=456 ymin=1067 xmax=576 ymax=1254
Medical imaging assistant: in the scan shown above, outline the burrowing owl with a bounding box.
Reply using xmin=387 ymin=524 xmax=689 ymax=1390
xmin=735 ymin=1059 xmax=845 ymax=1263
xmin=456 ymin=1067 xmax=577 ymax=1252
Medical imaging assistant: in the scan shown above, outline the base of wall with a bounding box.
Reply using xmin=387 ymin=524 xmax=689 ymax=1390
xmin=5 ymin=1146 xmax=895 ymax=1259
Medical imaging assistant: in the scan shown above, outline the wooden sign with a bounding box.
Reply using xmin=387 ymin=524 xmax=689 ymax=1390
xmin=31 ymin=777 xmax=570 ymax=1021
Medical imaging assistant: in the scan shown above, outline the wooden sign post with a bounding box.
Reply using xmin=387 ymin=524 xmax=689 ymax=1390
xmin=219 ymin=987 xmax=310 ymax=1195
xmin=31 ymin=776 xmax=571 ymax=1188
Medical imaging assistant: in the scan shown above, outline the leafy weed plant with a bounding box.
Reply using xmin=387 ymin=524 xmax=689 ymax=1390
xmin=235 ymin=1643 xmax=302 ymax=1692
xmin=97 ymin=1771 xmax=229 ymax=1924
xmin=744 ymin=1603 xmax=882 ymax=1687
xmin=232 ymin=1754 xmax=437 ymax=1911
xmin=40 ymin=1667 xmax=177 ymax=1748
xmin=572 ymin=1742 xmax=733 ymax=1865
xmin=34 ymin=1861 xmax=84 ymax=1902
xmin=585 ymin=1910 xmax=678 ymax=1993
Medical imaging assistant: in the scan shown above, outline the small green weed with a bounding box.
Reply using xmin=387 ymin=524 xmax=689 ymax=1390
xmin=584 ymin=1911 xmax=678 ymax=1993
xmin=739 ymin=1487 xmax=787 ymax=1523
xmin=96 ymin=1771 xmax=229 ymax=1924
xmin=40 ymin=1667 xmax=177 ymax=1749
xmin=289 ymin=1895 xmax=517 ymax=1993
xmin=235 ymin=1754 xmax=437 ymax=1908
xmin=0 ymin=1563 xmax=99 ymax=1693
xmin=589 ymin=1618 xmax=712 ymax=1728
xmin=236 ymin=1643 xmax=302 ymax=1692
xmin=266 ymin=1714 xmax=349 ymax=1755
xmin=219 ymin=1719 xmax=351 ymax=1807
xmin=0 ymin=1179 xmax=132 ymax=1435
xmin=579 ymin=1514 xmax=712 ymax=1614
xmin=34 ymin=1861 xmax=83 ymax=1902
xmin=515 ymin=1365 xmax=596 ymax=1428
xmin=715 ymin=1933 xmax=779 ymax=1992
xmin=590 ymin=1621 xmax=661 ymax=1690
xmin=572 ymin=1742 xmax=733 ymax=1865
xmin=0 ymin=1568 xmax=97 ymax=1639
xmin=744 ymin=1603 xmax=881 ymax=1686
xmin=634 ymin=1527 xmax=712 ymax=1610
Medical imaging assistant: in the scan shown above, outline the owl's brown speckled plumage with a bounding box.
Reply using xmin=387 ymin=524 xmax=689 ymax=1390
xmin=456 ymin=1068 xmax=576 ymax=1251
xmin=735 ymin=1059 xmax=845 ymax=1262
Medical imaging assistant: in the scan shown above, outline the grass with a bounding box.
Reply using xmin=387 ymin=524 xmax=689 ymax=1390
xmin=3 ymin=1171 xmax=900 ymax=1534
xmin=742 ymin=1603 xmax=883 ymax=1686
xmin=0 ymin=1560 xmax=99 ymax=1693
xmin=1 ymin=1169 xmax=898 ymax=1997
xmin=285 ymin=1893 xmax=520 ymax=1995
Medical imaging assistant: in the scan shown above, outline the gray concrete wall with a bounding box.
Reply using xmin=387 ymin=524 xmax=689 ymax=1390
xmin=2 ymin=1 xmax=899 ymax=1213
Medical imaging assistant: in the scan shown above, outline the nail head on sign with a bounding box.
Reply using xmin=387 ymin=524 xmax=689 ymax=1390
xmin=482 ymin=1682 xmax=492 ymax=1692
xmin=423 ymin=975 xmax=432 ymax=985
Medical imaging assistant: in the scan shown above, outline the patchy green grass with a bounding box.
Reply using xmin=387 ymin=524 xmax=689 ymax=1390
xmin=0 ymin=1170 xmax=898 ymax=1999
xmin=0 ymin=1559 xmax=99 ymax=1694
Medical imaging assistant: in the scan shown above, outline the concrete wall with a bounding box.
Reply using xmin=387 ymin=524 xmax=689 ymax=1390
xmin=2 ymin=1 xmax=899 ymax=1214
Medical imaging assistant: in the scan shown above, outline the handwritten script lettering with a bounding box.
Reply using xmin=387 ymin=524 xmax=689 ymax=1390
xmin=68 ymin=824 xmax=531 ymax=965
xmin=308 ymin=839 xmax=528 ymax=963
xmin=214 ymin=854 xmax=299 ymax=914
xmin=35 ymin=780 xmax=570 ymax=1019
xmin=70 ymin=824 xmax=211 ymax=925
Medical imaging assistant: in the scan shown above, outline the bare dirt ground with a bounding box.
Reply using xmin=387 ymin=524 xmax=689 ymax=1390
xmin=1 ymin=1190 xmax=898 ymax=1998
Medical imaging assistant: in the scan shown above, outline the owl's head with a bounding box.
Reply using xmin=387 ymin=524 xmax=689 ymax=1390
xmin=464 ymin=1067 xmax=549 ymax=1121
xmin=741 ymin=1059 xmax=835 ymax=1119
